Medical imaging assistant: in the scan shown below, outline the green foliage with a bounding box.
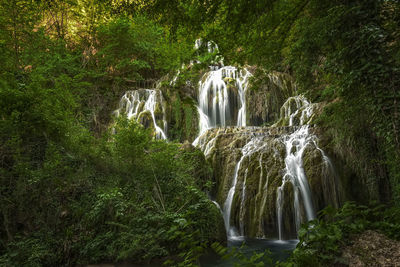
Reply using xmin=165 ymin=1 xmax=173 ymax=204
xmin=166 ymin=89 xmax=200 ymax=142
xmin=288 ymin=202 xmax=400 ymax=266
xmin=0 ymin=114 xmax=219 ymax=265
xmin=92 ymin=15 xmax=193 ymax=82
xmin=1 ymin=0 xmax=400 ymax=265
xmin=141 ymin=0 xmax=400 ymax=206
xmin=0 ymin=4 xmax=217 ymax=265
xmin=95 ymin=16 xmax=155 ymax=80
xmin=211 ymin=242 xmax=273 ymax=267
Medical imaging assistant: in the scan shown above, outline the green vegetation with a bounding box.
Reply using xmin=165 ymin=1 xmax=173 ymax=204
xmin=1 ymin=0 xmax=400 ymax=266
xmin=0 ymin=113 xmax=222 ymax=265
xmin=288 ymin=202 xmax=400 ymax=266
xmin=142 ymin=0 xmax=400 ymax=204
xmin=211 ymin=242 xmax=273 ymax=267
xmin=0 ymin=1 xmax=220 ymax=265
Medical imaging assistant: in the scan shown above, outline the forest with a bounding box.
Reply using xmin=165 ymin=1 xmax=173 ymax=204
xmin=0 ymin=0 xmax=399 ymax=266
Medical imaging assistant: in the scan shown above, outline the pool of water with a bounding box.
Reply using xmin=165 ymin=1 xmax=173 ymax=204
xmin=200 ymin=237 xmax=298 ymax=266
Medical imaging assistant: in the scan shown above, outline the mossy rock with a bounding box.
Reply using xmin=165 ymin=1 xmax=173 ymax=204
xmin=246 ymin=71 xmax=297 ymax=126
xmin=163 ymin=88 xmax=199 ymax=142
xmin=195 ymin=123 xmax=341 ymax=239
xmin=281 ymin=182 xmax=298 ymax=239
xmin=137 ymin=110 xmax=154 ymax=130
xmin=303 ymin=142 xmax=341 ymax=211
xmin=208 ymin=132 xmax=292 ymax=238
xmin=154 ymin=102 xmax=163 ymax=117
xmin=207 ymin=202 xmax=227 ymax=244
xmin=223 ymin=77 xmax=234 ymax=84
xmin=213 ymin=149 xmax=243 ymax=205
xmin=137 ymin=101 xmax=145 ymax=113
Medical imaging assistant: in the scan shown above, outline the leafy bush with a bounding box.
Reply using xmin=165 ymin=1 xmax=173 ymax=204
xmin=0 ymin=115 xmax=221 ymax=265
xmin=288 ymin=202 xmax=400 ymax=266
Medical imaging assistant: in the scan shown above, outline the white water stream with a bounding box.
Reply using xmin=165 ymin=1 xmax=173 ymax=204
xmin=277 ymin=125 xmax=316 ymax=239
xmin=194 ymin=66 xmax=251 ymax=145
xmin=223 ymin=137 xmax=268 ymax=238
xmin=239 ymin=169 xmax=248 ymax=236
xmin=275 ymin=96 xmax=319 ymax=239
xmin=115 ymin=89 xmax=168 ymax=139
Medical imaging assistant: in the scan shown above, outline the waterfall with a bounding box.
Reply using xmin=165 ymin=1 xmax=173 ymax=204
xmin=194 ymin=39 xmax=219 ymax=54
xmin=196 ymin=66 xmax=251 ymax=139
xmin=111 ymin=38 xmax=339 ymax=241
xmin=204 ymin=95 xmax=321 ymax=239
xmin=275 ymin=96 xmax=319 ymax=239
xmin=115 ymin=89 xmax=167 ymax=140
xmin=188 ymin=42 xmax=339 ymax=239
xmin=194 ymin=94 xmax=340 ymax=240
xmin=239 ymin=169 xmax=248 ymax=236
xmin=276 ymin=184 xmax=284 ymax=240
xmin=277 ymin=126 xmax=317 ymax=239
xmin=223 ymin=152 xmax=244 ymax=238
xmin=223 ymin=137 xmax=267 ymax=238
xmin=278 ymin=95 xmax=315 ymax=127
xmin=257 ymin=154 xmax=270 ymax=238
xmin=190 ymin=39 xmax=251 ymax=145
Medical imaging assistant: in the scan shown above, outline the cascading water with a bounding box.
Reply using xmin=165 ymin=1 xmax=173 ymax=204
xmin=239 ymin=169 xmax=248 ymax=236
xmin=275 ymin=96 xmax=318 ymax=239
xmin=115 ymin=89 xmax=167 ymax=139
xmin=277 ymin=126 xmax=316 ymax=238
xmin=110 ymin=36 xmax=340 ymax=245
xmin=195 ymin=66 xmax=251 ymax=141
xmin=194 ymin=94 xmax=340 ymax=240
xmin=189 ymin=37 xmax=338 ymax=242
xmin=223 ymin=137 xmax=268 ymax=238
xmin=256 ymin=154 xmax=270 ymax=238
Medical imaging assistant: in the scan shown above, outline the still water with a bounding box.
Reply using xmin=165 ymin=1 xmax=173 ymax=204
xmin=200 ymin=237 xmax=298 ymax=266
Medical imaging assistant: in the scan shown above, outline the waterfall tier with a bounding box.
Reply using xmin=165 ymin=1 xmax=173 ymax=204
xmin=196 ymin=66 xmax=251 ymax=138
xmin=194 ymin=96 xmax=341 ymax=240
xmin=114 ymin=89 xmax=167 ymax=139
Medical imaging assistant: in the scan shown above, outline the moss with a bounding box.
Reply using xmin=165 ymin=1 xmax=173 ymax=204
xmin=137 ymin=101 xmax=145 ymax=113
xmin=208 ymin=202 xmax=227 ymax=244
xmin=282 ymin=182 xmax=297 ymax=239
xmin=154 ymin=102 xmax=163 ymax=117
xmin=246 ymin=71 xmax=297 ymax=126
xmin=184 ymin=105 xmax=193 ymax=138
xmin=183 ymin=103 xmax=199 ymax=141
xmin=223 ymin=77 xmax=234 ymax=84
xmin=137 ymin=111 xmax=153 ymax=130
xmin=173 ymin=95 xmax=183 ymax=126
xmin=163 ymin=87 xmax=199 ymax=142
xmin=273 ymin=116 xmax=289 ymax=127
xmin=155 ymin=118 xmax=164 ymax=130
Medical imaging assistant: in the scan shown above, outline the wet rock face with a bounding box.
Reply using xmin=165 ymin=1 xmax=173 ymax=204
xmin=303 ymin=145 xmax=342 ymax=212
xmin=246 ymin=72 xmax=296 ymax=126
xmin=137 ymin=110 xmax=153 ymax=129
xmin=196 ymin=126 xmax=342 ymax=239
